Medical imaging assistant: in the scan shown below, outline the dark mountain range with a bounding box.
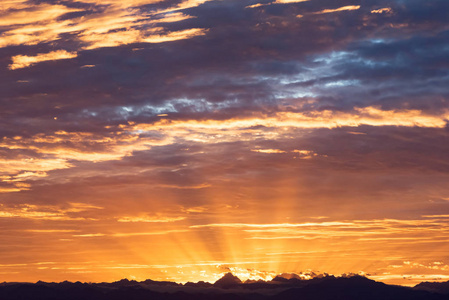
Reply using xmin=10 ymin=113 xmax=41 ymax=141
xmin=414 ymin=281 xmax=449 ymax=294
xmin=1 ymin=274 xmax=448 ymax=300
xmin=213 ymin=272 xmax=242 ymax=288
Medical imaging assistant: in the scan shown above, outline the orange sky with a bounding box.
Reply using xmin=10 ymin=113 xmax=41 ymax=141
xmin=1 ymin=0 xmax=449 ymax=287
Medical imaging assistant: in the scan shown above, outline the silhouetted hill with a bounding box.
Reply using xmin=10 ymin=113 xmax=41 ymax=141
xmin=415 ymin=280 xmax=449 ymax=294
xmin=184 ymin=281 xmax=213 ymax=288
xmin=213 ymin=272 xmax=242 ymax=288
xmin=274 ymin=276 xmax=447 ymax=300
xmin=1 ymin=274 xmax=448 ymax=300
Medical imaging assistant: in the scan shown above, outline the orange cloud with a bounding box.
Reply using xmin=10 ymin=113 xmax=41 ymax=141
xmin=251 ymin=149 xmax=287 ymax=154
xmin=0 ymin=4 xmax=81 ymax=26
xmin=246 ymin=0 xmax=309 ymax=9
xmin=73 ymin=229 xmax=189 ymax=237
xmin=312 ymin=5 xmax=361 ymax=14
xmin=371 ymin=8 xmax=392 ymax=14
xmin=129 ymin=107 xmax=448 ymax=137
xmin=26 ymin=230 xmax=78 ymax=233
xmin=0 ymin=203 xmax=101 ymax=220
xmin=142 ymin=28 xmax=208 ymax=43
xmin=1 ymin=106 xmax=447 ymax=192
xmin=153 ymin=12 xmax=195 ymax=23
xmin=117 ymin=216 xmax=186 ymax=223
xmin=0 ymin=186 xmax=23 ymax=193
xmin=1 ymin=1 xmax=208 ymax=68
xmin=9 ymin=50 xmax=77 ymax=70
xmin=0 ymin=158 xmax=72 ymax=174
xmin=190 ymin=218 xmax=449 ymax=242
xmin=245 ymin=3 xmax=265 ymax=9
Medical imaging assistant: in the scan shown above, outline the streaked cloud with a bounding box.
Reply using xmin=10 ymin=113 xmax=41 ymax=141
xmin=371 ymin=8 xmax=392 ymax=14
xmin=190 ymin=221 xmax=355 ymax=229
xmin=274 ymin=0 xmax=309 ymax=4
xmin=246 ymin=0 xmax=309 ymax=8
xmin=0 ymin=4 xmax=80 ymax=26
xmin=0 ymin=158 xmax=72 ymax=175
xmin=73 ymin=229 xmax=189 ymax=237
xmin=9 ymin=50 xmax=78 ymax=70
xmin=26 ymin=229 xmax=78 ymax=233
xmin=0 ymin=0 xmax=208 ymax=67
xmin=251 ymin=149 xmax=287 ymax=154
xmin=117 ymin=215 xmax=186 ymax=222
xmin=312 ymin=5 xmax=361 ymax=15
xmin=127 ymin=107 xmax=448 ymax=138
xmin=190 ymin=218 xmax=449 ymax=242
xmin=0 ymin=106 xmax=446 ymax=193
xmin=0 ymin=203 xmax=101 ymax=220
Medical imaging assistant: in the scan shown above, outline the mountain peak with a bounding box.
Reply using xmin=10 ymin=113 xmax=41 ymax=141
xmin=213 ymin=272 xmax=242 ymax=288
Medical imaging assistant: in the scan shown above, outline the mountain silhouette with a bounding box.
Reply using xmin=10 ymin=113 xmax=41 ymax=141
xmin=415 ymin=280 xmax=449 ymax=294
xmin=1 ymin=274 xmax=448 ymax=300
xmin=213 ymin=272 xmax=243 ymax=288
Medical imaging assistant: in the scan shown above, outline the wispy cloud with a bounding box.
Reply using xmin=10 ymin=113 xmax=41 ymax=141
xmin=312 ymin=5 xmax=361 ymax=15
xmin=0 ymin=1 xmax=209 ymax=68
xmin=117 ymin=216 xmax=186 ymax=223
xmin=0 ymin=203 xmax=101 ymax=220
xmin=251 ymin=149 xmax=287 ymax=154
xmin=371 ymin=8 xmax=392 ymax=14
xmin=73 ymin=229 xmax=189 ymax=237
xmin=9 ymin=50 xmax=78 ymax=70
xmin=190 ymin=218 xmax=449 ymax=242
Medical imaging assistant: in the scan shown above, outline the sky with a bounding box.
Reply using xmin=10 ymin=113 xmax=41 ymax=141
xmin=0 ymin=0 xmax=449 ymax=286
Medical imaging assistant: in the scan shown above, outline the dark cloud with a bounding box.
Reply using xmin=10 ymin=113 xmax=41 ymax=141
xmin=1 ymin=0 xmax=447 ymax=133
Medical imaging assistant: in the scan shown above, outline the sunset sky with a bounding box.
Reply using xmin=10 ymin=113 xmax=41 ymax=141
xmin=1 ymin=0 xmax=449 ymax=286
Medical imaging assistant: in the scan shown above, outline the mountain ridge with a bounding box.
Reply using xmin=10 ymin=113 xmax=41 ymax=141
xmin=1 ymin=273 xmax=449 ymax=300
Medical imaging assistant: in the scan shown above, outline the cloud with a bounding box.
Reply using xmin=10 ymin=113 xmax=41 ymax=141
xmin=190 ymin=218 xmax=449 ymax=242
xmin=251 ymin=149 xmax=287 ymax=154
xmin=0 ymin=3 xmax=81 ymax=26
xmin=0 ymin=157 xmax=72 ymax=175
xmin=312 ymin=5 xmax=361 ymax=15
xmin=73 ymin=229 xmax=189 ymax=237
xmin=0 ymin=203 xmax=101 ymax=220
xmin=117 ymin=215 xmax=186 ymax=222
xmin=9 ymin=50 xmax=78 ymax=70
xmin=246 ymin=0 xmax=309 ymax=8
xmin=273 ymin=0 xmax=309 ymax=4
xmin=190 ymin=221 xmax=355 ymax=229
xmin=371 ymin=8 xmax=392 ymax=14
xmin=26 ymin=229 xmax=78 ymax=233
xmin=0 ymin=0 xmax=209 ymax=69
xmin=1 ymin=106 xmax=445 ymax=192
xmin=81 ymin=27 xmax=207 ymax=50
xmin=0 ymin=186 xmax=24 ymax=193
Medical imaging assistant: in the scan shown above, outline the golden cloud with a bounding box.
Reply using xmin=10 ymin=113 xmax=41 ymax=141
xmin=0 ymin=158 xmax=72 ymax=174
xmin=73 ymin=229 xmax=189 ymax=237
xmin=274 ymin=0 xmax=309 ymax=4
xmin=1 ymin=106 xmax=447 ymax=192
xmin=312 ymin=5 xmax=361 ymax=15
xmin=251 ymin=149 xmax=287 ymax=154
xmin=190 ymin=217 xmax=449 ymax=242
xmin=371 ymin=8 xmax=392 ymax=14
xmin=0 ymin=203 xmax=101 ymax=220
xmin=0 ymin=4 xmax=81 ymax=26
xmin=117 ymin=215 xmax=186 ymax=222
xmin=1 ymin=1 xmax=209 ymax=68
xmin=9 ymin=50 xmax=78 ymax=70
